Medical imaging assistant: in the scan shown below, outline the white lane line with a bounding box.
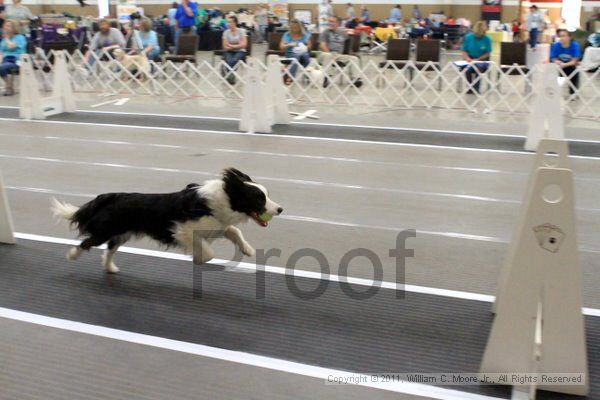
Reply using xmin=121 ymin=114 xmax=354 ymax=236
xmin=0 ymin=132 xmax=184 ymax=149
xmin=2 ymin=106 xmax=600 ymax=146
xmin=7 ymin=186 xmax=600 ymax=253
xmin=0 ymin=307 xmax=502 ymax=400
xmin=0 ymin=154 xmax=519 ymax=204
xmin=21 ymin=107 xmax=600 ymax=145
xmin=0 ymin=116 xmax=576 ymax=157
xmin=2 ymin=132 xmax=599 ymax=184
xmin=4 ymin=153 xmax=600 ymax=214
xmin=12 ymin=232 xmax=600 ymax=318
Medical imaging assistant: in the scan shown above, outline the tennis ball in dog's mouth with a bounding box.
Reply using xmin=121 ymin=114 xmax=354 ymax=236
xmin=258 ymin=213 xmax=272 ymax=222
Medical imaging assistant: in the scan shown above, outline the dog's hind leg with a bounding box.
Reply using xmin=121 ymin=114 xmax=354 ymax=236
xmin=223 ymin=226 xmax=255 ymax=257
xmin=66 ymin=235 xmax=109 ymax=262
xmin=101 ymin=235 xmax=129 ymax=274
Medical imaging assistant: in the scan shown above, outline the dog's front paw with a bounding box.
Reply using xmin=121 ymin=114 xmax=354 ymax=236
xmin=193 ymin=246 xmax=214 ymax=265
xmin=105 ymin=262 xmax=120 ymax=274
xmin=240 ymin=241 xmax=255 ymax=257
xmin=66 ymin=247 xmax=82 ymax=261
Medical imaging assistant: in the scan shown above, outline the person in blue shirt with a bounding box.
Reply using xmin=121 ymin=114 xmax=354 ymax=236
xmin=167 ymin=2 xmax=178 ymax=46
xmin=460 ymin=20 xmax=492 ymax=93
xmin=279 ymin=19 xmax=312 ymax=83
xmin=359 ymin=5 xmax=370 ymax=23
xmin=550 ymin=29 xmax=581 ymax=95
xmin=174 ymin=0 xmax=197 ymax=49
xmin=134 ymin=18 xmax=160 ymax=60
xmin=0 ymin=19 xmax=26 ymax=96
xmin=389 ymin=5 xmax=401 ymax=24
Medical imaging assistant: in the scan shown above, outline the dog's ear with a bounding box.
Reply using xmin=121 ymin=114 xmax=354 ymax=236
xmin=185 ymin=183 xmax=200 ymax=190
xmin=223 ymin=168 xmax=252 ymax=183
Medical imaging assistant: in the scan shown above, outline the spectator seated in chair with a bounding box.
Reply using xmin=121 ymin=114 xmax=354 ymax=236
xmin=132 ymin=17 xmax=161 ymax=61
xmin=0 ymin=19 xmax=26 ymax=96
xmin=318 ymin=16 xmax=362 ymax=88
xmin=460 ymin=20 xmax=491 ymax=94
xmin=221 ymin=15 xmax=247 ymax=84
xmin=280 ymin=19 xmax=311 ymax=84
xmin=550 ymin=29 xmax=582 ymax=95
xmin=84 ymin=18 xmax=126 ymax=68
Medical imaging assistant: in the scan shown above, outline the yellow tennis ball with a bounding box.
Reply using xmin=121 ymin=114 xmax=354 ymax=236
xmin=259 ymin=213 xmax=272 ymax=222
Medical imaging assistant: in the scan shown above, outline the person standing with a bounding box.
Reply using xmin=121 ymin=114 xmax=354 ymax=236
xmin=345 ymin=3 xmax=355 ymax=21
xmin=461 ymin=20 xmax=492 ymax=93
xmin=550 ymin=29 xmax=581 ymax=95
xmin=255 ymin=4 xmax=269 ymax=43
xmin=0 ymin=19 xmax=26 ymax=96
xmin=167 ymin=2 xmax=178 ymax=44
xmin=526 ymin=5 xmax=542 ymax=51
xmin=5 ymin=0 xmax=32 ymax=36
xmin=389 ymin=5 xmax=402 ymax=24
xmin=174 ymin=0 xmax=198 ymax=48
xmin=359 ymin=5 xmax=369 ymax=23
xmin=412 ymin=5 xmax=422 ymax=20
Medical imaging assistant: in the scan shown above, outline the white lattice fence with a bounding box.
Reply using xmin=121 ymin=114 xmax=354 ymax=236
xmin=36 ymin=49 xmax=600 ymax=120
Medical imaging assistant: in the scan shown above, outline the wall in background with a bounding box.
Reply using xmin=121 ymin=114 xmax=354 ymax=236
xmin=25 ymin=0 xmax=598 ymax=28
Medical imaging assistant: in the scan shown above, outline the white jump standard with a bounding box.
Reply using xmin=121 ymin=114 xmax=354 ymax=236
xmin=481 ymin=139 xmax=588 ymax=399
xmin=0 ymin=170 xmax=15 ymax=244
xmin=19 ymin=50 xmax=75 ymax=120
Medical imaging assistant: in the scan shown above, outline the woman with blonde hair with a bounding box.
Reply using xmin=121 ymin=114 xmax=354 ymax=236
xmin=279 ymin=19 xmax=311 ymax=84
xmin=460 ymin=20 xmax=491 ymax=93
xmin=0 ymin=19 xmax=26 ymax=96
xmin=134 ymin=17 xmax=160 ymax=60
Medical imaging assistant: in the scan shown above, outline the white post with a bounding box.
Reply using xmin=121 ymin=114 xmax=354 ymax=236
xmin=19 ymin=55 xmax=44 ymax=120
xmin=492 ymin=139 xmax=570 ymax=313
xmin=239 ymin=59 xmax=272 ymax=134
xmin=266 ymin=55 xmax=290 ymax=125
xmin=0 ymin=171 xmax=15 ymax=245
xmin=52 ymin=51 xmax=76 ymax=114
xmin=524 ymin=63 xmax=565 ymax=151
xmin=481 ymin=165 xmax=588 ymax=397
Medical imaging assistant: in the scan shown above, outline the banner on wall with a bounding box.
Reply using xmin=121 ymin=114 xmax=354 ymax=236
xmin=318 ymin=0 xmax=329 ymax=32
xmin=482 ymin=0 xmax=502 ymax=21
xmin=269 ymin=0 xmax=289 ymax=25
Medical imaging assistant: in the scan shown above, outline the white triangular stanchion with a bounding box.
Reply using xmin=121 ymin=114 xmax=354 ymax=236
xmin=19 ymin=50 xmax=75 ymax=120
xmin=481 ymin=163 xmax=588 ymax=397
xmin=266 ymin=55 xmax=290 ymax=125
xmin=239 ymin=57 xmax=290 ymax=134
xmin=524 ymin=63 xmax=565 ymax=151
xmin=0 ymin=171 xmax=15 ymax=245
xmin=239 ymin=59 xmax=272 ymax=133
xmin=492 ymin=139 xmax=570 ymax=314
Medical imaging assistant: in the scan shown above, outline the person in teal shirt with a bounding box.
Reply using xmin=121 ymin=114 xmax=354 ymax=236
xmin=460 ymin=20 xmax=492 ymax=93
xmin=0 ymin=19 xmax=26 ymax=96
xmin=279 ymin=19 xmax=312 ymax=83
xmin=133 ymin=18 xmax=160 ymax=60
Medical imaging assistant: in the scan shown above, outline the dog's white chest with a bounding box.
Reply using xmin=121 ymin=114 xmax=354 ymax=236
xmin=172 ymin=216 xmax=226 ymax=251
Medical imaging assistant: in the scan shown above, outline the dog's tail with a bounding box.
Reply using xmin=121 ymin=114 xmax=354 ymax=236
xmin=51 ymin=197 xmax=79 ymax=221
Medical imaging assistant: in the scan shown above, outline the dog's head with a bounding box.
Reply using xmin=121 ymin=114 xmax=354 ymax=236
xmin=222 ymin=168 xmax=282 ymax=227
xmin=112 ymin=48 xmax=125 ymax=60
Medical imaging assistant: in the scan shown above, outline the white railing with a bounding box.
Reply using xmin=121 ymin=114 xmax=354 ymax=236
xmin=34 ymin=49 xmax=600 ymax=120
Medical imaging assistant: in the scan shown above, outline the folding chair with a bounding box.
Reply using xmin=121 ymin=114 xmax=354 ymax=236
xmin=498 ymin=42 xmax=530 ymax=93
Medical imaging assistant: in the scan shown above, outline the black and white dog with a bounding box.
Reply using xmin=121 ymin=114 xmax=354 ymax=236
xmin=51 ymin=168 xmax=282 ymax=273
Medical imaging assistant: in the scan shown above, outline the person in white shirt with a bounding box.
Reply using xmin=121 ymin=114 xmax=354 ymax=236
xmin=526 ymin=5 xmax=543 ymax=50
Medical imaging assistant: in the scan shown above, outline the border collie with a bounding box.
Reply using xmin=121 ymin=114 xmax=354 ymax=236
xmin=51 ymin=168 xmax=282 ymax=273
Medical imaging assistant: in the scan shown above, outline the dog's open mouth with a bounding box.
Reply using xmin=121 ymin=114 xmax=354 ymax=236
xmin=250 ymin=212 xmax=268 ymax=227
